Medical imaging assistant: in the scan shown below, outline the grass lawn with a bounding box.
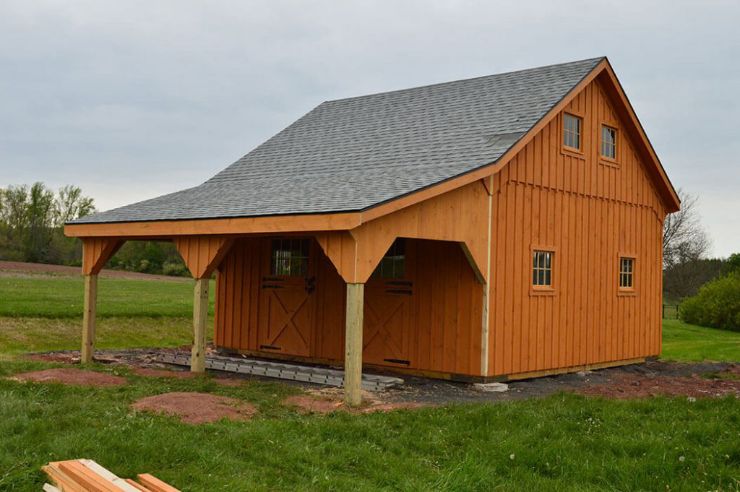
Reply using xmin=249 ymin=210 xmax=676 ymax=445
xmin=0 ymin=359 xmax=738 ymax=491
xmin=662 ymin=319 xmax=740 ymax=362
xmin=0 ymin=272 xmax=739 ymax=490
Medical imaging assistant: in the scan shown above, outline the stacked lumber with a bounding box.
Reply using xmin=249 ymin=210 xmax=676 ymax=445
xmin=42 ymin=459 xmax=180 ymax=492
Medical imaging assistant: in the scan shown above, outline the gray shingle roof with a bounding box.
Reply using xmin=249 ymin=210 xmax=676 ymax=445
xmin=72 ymin=57 xmax=603 ymax=224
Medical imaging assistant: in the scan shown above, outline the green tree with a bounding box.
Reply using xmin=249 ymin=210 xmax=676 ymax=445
xmin=54 ymin=185 xmax=95 ymax=226
xmin=24 ymin=182 xmax=56 ymax=263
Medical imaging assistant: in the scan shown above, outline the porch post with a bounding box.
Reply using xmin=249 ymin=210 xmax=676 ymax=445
xmin=79 ymin=238 xmax=122 ymax=364
xmin=81 ymin=274 xmax=98 ymax=363
xmin=344 ymin=282 xmax=365 ymax=406
xmin=191 ymin=278 xmax=209 ymax=373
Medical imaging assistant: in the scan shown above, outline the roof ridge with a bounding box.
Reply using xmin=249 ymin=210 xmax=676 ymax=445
xmin=323 ymin=56 xmax=606 ymax=104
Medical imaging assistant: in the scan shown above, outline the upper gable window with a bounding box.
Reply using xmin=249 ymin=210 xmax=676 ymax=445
xmin=563 ymin=113 xmax=582 ymax=150
xmin=601 ymin=125 xmax=617 ymax=160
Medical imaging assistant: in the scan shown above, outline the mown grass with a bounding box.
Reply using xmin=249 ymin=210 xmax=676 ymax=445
xmin=0 ymin=317 xmax=199 ymax=355
xmin=0 ymin=359 xmax=738 ymax=491
xmin=662 ymin=319 xmax=740 ymax=362
xmin=1 ymin=272 xmax=739 ymax=490
xmin=0 ymin=276 xmax=214 ymax=318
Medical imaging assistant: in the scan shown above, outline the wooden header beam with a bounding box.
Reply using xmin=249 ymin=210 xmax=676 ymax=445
xmin=65 ymin=213 xmax=361 ymax=238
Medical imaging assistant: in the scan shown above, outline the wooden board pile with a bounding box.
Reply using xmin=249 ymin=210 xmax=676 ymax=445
xmin=42 ymin=459 xmax=180 ymax=492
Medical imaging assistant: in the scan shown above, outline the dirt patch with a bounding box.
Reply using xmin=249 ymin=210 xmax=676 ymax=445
xmin=9 ymin=368 xmax=126 ymax=387
xmin=358 ymin=402 xmax=427 ymax=413
xmin=0 ymin=260 xmax=188 ymax=282
xmin=283 ymin=395 xmax=345 ymax=414
xmin=131 ymin=367 xmax=197 ymax=379
xmin=284 ymin=389 xmax=431 ymax=414
xmin=132 ymin=392 xmax=256 ymax=424
xmin=213 ymin=378 xmax=244 ymax=387
xmin=578 ymin=373 xmax=740 ymax=399
xmin=26 ymin=352 xmax=80 ymax=364
xmin=131 ymin=367 xmax=243 ymax=386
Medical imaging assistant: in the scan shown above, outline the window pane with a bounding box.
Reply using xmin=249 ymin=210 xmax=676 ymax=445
xmin=602 ymin=126 xmax=616 ymax=159
xmin=545 ymin=269 xmax=551 ymax=286
xmin=395 ymin=258 xmax=405 ymax=279
xmin=271 ymin=238 xmax=309 ymax=276
xmin=374 ymin=239 xmax=406 ymax=279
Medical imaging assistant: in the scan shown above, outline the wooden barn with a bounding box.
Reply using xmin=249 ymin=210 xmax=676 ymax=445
xmin=65 ymin=57 xmax=679 ymax=404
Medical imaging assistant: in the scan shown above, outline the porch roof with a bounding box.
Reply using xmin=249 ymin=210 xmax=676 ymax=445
xmin=70 ymin=58 xmax=603 ymax=225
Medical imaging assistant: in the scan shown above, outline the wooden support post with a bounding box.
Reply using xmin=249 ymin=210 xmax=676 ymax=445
xmin=79 ymin=237 xmax=122 ymax=364
xmin=81 ymin=274 xmax=97 ymax=364
xmin=344 ymin=282 xmax=365 ymax=406
xmin=191 ymin=278 xmax=209 ymax=373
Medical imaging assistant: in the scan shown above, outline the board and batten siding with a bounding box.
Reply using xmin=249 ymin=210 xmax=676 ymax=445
xmin=487 ymin=76 xmax=665 ymax=377
xmin=214 ymin=236 xmax=483 ymax=376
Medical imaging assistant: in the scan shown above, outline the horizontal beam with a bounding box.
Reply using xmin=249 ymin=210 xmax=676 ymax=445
xmin=65 ymin=212 xmax=362 ymax=238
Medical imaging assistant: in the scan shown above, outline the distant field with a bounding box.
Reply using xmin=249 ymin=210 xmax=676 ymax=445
xmin=0 ymin=275 xmax=213 ymax=318
xmin=0 ymin=272 xmax=212 ymax=354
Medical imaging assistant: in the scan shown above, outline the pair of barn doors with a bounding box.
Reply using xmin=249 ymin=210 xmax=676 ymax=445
xmin=257 ymin=238 xmax=414 ymax=367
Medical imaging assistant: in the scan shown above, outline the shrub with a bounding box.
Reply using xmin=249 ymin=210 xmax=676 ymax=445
xmin=679 ymin=271 xmax=740 ymax=331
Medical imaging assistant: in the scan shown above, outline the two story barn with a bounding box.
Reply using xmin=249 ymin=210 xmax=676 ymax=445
xmin=66 ymin=57 xmax=679 ymax=405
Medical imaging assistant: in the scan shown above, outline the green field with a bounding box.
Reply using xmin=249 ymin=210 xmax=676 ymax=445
xmin=662 ymin=319 xmax=740 ymax=362
xmin=0 ymin=274 xmax=739 ymax=490
xmin=0 ymin=275 xmax=213 ymax=318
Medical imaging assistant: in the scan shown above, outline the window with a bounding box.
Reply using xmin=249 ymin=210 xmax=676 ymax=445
xmin=270 ymin=238 xmax=309 ymax=277
xmin=619 ymin=257 xmax=634 ymax=289
xmin=563 ymin=113 xmax=582 ymax=150
xmin=532 ymin=250 xmax=553 ymax=287
xmin=601 ymin=125 xmax=617 ymax=160
xmin=374 ymin=239 xmax=406 ymax=279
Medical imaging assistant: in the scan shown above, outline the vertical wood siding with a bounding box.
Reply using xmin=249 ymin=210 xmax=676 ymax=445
xmin=214 ymin=237 xmax=483 ymax=376
xmin=488 ymin=77 xmax=665 ymax=376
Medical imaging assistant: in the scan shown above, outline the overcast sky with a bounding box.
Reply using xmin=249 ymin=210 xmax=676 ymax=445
xmin=1 ymin=0 xmax=738 ymax=256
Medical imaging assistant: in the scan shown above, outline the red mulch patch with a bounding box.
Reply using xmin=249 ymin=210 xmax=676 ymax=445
xmin=579 ymin=373 xmax=740 ymax=399
xmin=9 ymin=368 xmax=126 ymax=387
xmin=283 ymin=393 xmax=429 ymax=414
xmin=131 ymin=392 xmax=256 ymax=424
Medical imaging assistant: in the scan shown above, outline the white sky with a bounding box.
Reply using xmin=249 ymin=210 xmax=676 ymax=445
xmin=0 ymin=0 xmax=738 ymax=256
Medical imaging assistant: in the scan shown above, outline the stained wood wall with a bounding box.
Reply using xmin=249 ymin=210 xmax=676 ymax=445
xmin=487 ymin=76 xmax=665 ymax=377
xmin=214 ymin=237 xmax=483 ymax=376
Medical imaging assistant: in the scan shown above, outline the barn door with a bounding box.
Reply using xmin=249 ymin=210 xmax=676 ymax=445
xmin=363 ymin=239 xmax=415 ymax=367
xmin=258 ymin=238 xmax=317 ymax=357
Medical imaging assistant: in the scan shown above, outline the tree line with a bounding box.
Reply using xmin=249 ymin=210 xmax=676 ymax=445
xmin=0 ymin=182 xmax=187 ymax=276
xmin=661 ymin=188 xmax=737 ymax=301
